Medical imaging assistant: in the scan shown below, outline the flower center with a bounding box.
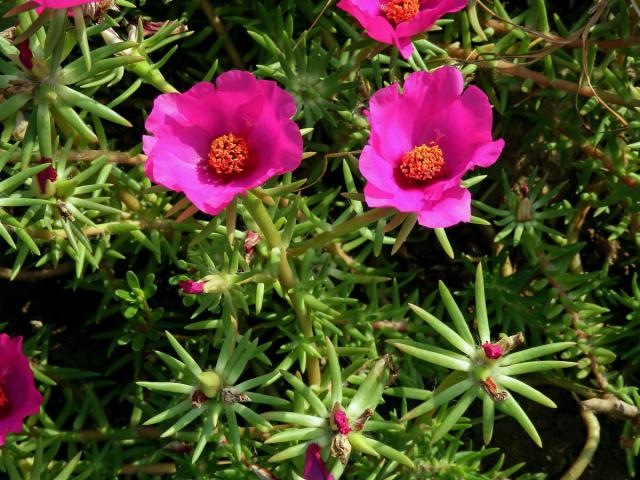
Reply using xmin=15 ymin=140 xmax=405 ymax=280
xmin=207 ymin=133 xmax=250 ymax=176
xmin=381 ymin=0 xmax=420 ymax=24
xmin=0 ymin=383 xmax=10 ymax=417
xmin=399 ymin=143 xmax=445 ymax=182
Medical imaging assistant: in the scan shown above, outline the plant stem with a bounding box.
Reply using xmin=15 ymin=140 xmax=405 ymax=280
xmin=288 ymin=207 xmax=396 ymax=255
xmin=243 ymin=191 xmax=321 ymax=385
xmin=559 ymin=407 xmax=600 ymax=480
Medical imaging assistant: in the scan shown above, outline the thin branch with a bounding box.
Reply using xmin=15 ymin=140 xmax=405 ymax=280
xmin=0 ymin=262 xmax=74 ymax=281
xmin=446 ymin=46 xmax=640 ymax=109
xmin=582 ymin=396 xmax=640 ymax=420
xmin=559 ymin=407 xmax=600 ymax=480
xmin=200 ymin=0 xmax=244 ymax=68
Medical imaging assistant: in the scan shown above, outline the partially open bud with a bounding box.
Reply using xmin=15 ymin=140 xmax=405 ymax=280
xmin=34 ymin=158 xmax=57 ymax=198
xmin=179 ymin=279 xmax=205 ymax=294
xmin=17 ymin=40 xmax=33 ymax=70
xmin=244 ymin=230 xmax=261 ymax=262
xmin=197 ymin=371 xmax=222 ymax=398
xmin=481 ymin=342 xmax=503 ymax=360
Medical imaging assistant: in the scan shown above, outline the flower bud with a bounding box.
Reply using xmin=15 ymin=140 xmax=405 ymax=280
xmin=197 ymin=371 xmax=222 ymax=398
xmin=202 ymin=274 xmax=229 ymax=294
xmin=179 ymin=279 xmax=205 ymax=294
xmin=481 ymin=342 xmax=504 ymax=360
xmin=516 ymin=196 xmax=533 ymax=222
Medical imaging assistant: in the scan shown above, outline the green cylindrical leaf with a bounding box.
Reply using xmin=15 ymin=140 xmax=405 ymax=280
xmin=497 ymin=375 xmax=556 ymax=408
xmin=501 ymin=342 xmax=575 ymax=366
xmin=500 ymin=361 xmax=576 ymax=376
xmin=475 ymin=263 xmax=490 ymax=343
xmin=498 ymin=395 xmax=542 ymax=447
xmin=430 ymin=386 xmax=478 ymax=444
xmin=57 ymin=85 xmax=131 ymax=127
xmin=408 ymin=303 xmax=475 ymax=355
xmin=482 ymin=394 xmax=494 ymax=445
xmin=390 ymin=340 xmax=472 ymax=372
xmin=438 ymin=280 xmax=475 ymax=345
xmin=165 ymin=331 xmax=202 ymax=377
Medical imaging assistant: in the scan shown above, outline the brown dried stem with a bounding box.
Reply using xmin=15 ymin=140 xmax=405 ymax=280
xmin=0 ymin=262 xmax=74 ymax=281
xmin=446 ymin=46 xmax=640 ymax=109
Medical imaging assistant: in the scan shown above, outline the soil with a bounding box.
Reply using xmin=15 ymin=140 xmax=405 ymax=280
xmin=470 ymin=384 xmax=631 ymax=479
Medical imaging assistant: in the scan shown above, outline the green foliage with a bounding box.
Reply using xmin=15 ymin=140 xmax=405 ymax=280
xmin=1 ymin=0 xmax=640 ymax=479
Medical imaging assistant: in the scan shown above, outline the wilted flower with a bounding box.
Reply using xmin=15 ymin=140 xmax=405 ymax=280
xmin=0 ymin=334 xmax=43 ymax=446
xmin=337 ymin=0 xmax=468 ymax=58
xmin=143 ymin=70 xmax=303 ymax=216
xmin=358 ymin=66 xmax=504 ymax=228
xmin=303 ymin=443 xmax=334 ymax=480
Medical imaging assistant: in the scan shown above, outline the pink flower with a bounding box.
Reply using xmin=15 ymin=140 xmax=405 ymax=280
xmin=34 ymin=0 xmax=92 ymax=9
xmin=303 ymin=443 xmax=334 ymax=480
xmin=179 ymin=280 xmax=205 ymax=294
xmin=482 ymin=342 xmax=503 ymax=360
xmin=0 ymin=334 xmax=43 ymax=446
xmin=143 ymin=71 xmax=303 ymax=216
xmin=337 ymin=0 xmax=468 ymax=59
xmin=359 ymin=67 xmax=504 ymax=228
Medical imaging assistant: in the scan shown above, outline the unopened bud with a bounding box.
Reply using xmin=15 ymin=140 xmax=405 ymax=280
xmin=516 ymin=196 xmax=533 ymax=222
xmin=197 ymin=371 xmax=222 ymax=398
xmin=202 ymin=274 xmax=229 ymax=294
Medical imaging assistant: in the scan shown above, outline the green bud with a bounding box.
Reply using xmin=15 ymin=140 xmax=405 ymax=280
xmin=516 ymin=196 xmax=533 ymax=222
xmin=203 ymin=274 xmax=229 ymax=294
xmin=197 ymin=371 xmax=222 ymax=398
xmin=54 ymin=179 xmax=77 ymax=199
xmin=473 ymin=365 xmax=491 ymax=382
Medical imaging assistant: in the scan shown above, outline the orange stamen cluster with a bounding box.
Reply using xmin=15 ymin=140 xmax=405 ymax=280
xmin=399 ymin=143 xmax=445 ymax=182
xmin=207 ymin=133 xmax=250 ymax=176
xmin=0 ymin=383 xmax=10 ymax=416
xmin=381 ymin=0 xmax=420 ymax=24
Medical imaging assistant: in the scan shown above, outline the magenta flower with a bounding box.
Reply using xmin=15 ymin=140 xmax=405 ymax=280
xmin=179 ymin=280 xmax=205 ymax=294
xmin=358 ymin=67 xmax=504 ymax=228
xmin=333 ymin=409 xmax=351 ymax=435
xmin=303 ymin=443 xmax=334 ymax=480
xmin=17 ymin=41 xmax=33 ymax=70
xmin=482 ymin=342 xmax=503 ymax=360
xmin=36 ymin=158 xmax=57 ymax=193
xmin=143 ymin=71 xmax=303 ymax=216
xmin=0 ymin=334 xmax=43 ymax=446
xmin=34 ymin=0 xmax=92 ymax=9
xmin=337 ymin=0 xmax=468 ymax=58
